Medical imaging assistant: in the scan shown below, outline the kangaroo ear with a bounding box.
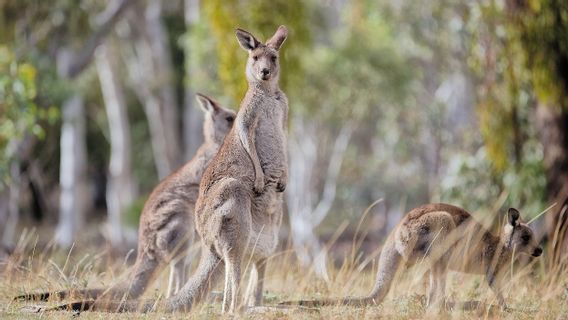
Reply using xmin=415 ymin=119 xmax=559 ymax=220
xmin=195 ymin=93 xmax=219 ymax=114
xmin=236 ymin=28 xmax=260 ymax=51
xmin=508 ymin=208 xmax=520 ymax=226
xmin=266 ymin=25 xmax=288 ymax=50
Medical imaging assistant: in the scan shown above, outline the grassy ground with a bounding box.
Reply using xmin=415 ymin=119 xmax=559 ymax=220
xmin=1 ymin=231 xmax=567 ymax=319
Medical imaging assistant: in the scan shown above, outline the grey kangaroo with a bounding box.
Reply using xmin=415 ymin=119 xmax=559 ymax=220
xmin=15 ymin=93 xmax=236 ymax=302
xmin=168 ymin=24 xmax=290 ymax=314
xmin=281 ymin=204 xmax=542 ymax=310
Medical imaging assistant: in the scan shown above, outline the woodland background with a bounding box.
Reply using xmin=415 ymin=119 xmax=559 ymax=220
xmin=1 ymin=0 xmax=568 ymax=280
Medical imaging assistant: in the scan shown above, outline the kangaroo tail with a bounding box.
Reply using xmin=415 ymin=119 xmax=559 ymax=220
xmin=14 ymin=255 xmax=160 ymax=302
xmin=279 ymin=240 xmax=402 ymax=307
xmin=24 ymin=248 xmax=223 ymax=314
xmin=30 ymin=299 xmax=158 ymax=313
xmin=14 ymin=288 xmax=106 ymax=302
xmin=278 ymin=296 xmax=376 ymax=307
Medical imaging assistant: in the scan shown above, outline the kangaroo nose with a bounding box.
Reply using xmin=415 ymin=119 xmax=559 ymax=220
xmin=261 ymin=68 xmax=270 ymax=76
xmin=532 ymin=247 xmax=543 ymax=257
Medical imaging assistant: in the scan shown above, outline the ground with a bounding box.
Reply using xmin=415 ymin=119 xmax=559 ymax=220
xmin=1 ymin=235 xmax=566 ymax=319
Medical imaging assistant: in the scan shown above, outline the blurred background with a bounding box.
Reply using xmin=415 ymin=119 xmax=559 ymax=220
xmin=1 ymin=0 xmax=568 ymax=278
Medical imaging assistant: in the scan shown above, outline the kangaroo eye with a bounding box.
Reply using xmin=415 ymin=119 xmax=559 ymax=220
xmin=252 ymin=55 xmax=259 ymax=61
xmin=271 ymin=56 xmax=277 ymax=62
xmin=226 ymin=116 xmax=234 ymax=123
xmin=522 ymin=235 xmax=530 ymax=242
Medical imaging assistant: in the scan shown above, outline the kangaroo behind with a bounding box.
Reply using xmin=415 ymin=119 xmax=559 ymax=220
xmin=14 ymin=93 xmax=235 ymax=302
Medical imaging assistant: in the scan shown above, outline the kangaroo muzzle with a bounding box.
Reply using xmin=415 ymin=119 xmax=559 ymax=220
xmin=260 ymin=68 xmax=270 ymax=80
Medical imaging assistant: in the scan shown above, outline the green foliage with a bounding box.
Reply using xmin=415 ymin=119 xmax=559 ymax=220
xmin=465 ymin=1 xmax=524 ymax=172
xmin=0 ymin=47 xmax=60 ymax=186
xmin=181 ymin=20 xmax=225 ymax=99
xmin=301 ymin=2 xmax=413 ymax=122
xmin=435 ymin=0 xmax=548 ymax=216
xmin=0 ymin=0 xmax=100 ymax=190
xmin=440 ymin=144 xmax=546 ymax=218
xmin=513 ymin=0 xmax=568 ymax=109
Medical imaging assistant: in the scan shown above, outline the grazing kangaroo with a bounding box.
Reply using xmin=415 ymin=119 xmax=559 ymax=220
xmin=15 ymin=93 xmax=236 ymax=302
xmin=33 ymin=25 xmax=290 ymax=315
xmin=281 ymin=203 xmax=542 ymax=310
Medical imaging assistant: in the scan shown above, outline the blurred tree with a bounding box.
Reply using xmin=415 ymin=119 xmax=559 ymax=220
xmin=121 ymin=0 xmax=182 ymax=179
xmin=54 ymin=0 xmax=135 ymax=247
xmin=505 ymin=0 xmax=568 ymax=263
xmin=286 ymin=0 xmax=415 ymax=278
xmin=0 ymin=0 xmax=135 ymax=247
xmin=95 ymin=42 xmax=135 ymax=246
xmin=399 ymin=0 xmax=547 ymax=228
xmin=0 ymin=48 xmax=58 ymax=244
xmin=182 ymin=0 xmax=205 ymax=160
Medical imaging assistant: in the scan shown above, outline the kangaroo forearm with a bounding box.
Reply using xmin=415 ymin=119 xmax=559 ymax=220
xmin=248 ymin=142 xmax=263 ymax=179
xmin=237 ymin=116 xmax=263 ymax=178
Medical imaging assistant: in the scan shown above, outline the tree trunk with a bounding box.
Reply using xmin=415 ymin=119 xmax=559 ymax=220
xmin=51 ymin=0 xmax=134 ymax=247
xmin=124 ymin=1 xmax=181 ymax=178
xmin=96 ymin=43 xmax=135 ymax=246
xmin=183 ymin=0 xmax=204 ymax=160
xmin=535 ymin=104 xmax=568 ymax=263
xmin=55 ymin=93 xmax=88 ymax=247
xmin=286 ymin=119 xmax=353 ymax=280
xmin=145 ymin=0 xmax=180 ymax=170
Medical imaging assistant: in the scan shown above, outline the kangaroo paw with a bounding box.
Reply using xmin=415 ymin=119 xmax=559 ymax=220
xmin=276 ymin=181 xmax=286 ymax=192
xmin=254 ymin=176 xmax=265 ymax=195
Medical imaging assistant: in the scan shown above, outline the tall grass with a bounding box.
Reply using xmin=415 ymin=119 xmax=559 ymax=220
xmin=2 ymin=210 xmax=568 ymax=319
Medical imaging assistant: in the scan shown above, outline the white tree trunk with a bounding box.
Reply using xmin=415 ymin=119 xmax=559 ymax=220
xmin=51 ymin=0 xmax=134 ymax=247
xmin=182 ymin=0 xmax=203 ymax=160
xmin=145 ymin=1 xmax=180 ymax=167
xmin=96 ymin=43 xmax=135 ymax=246
xmin=55 ymin=94 xmax=88 ymax=247
xmin=123 ymin=1 xmax=181 ymax=178
xmin=287 ymin=119 xmax=353 ymax=280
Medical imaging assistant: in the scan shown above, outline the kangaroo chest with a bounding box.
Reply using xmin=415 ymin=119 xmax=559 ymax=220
xmin=255 ymin=97 xmax=287 ymax=168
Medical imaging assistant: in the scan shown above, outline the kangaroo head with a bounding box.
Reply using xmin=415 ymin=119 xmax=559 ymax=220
xmin=196 ymin=93 xmax=236 ymax=144
xmin=235 ymin=25 xmax=288 ymax=84
xmin=502 ymin=208 xmax=543 ymax=257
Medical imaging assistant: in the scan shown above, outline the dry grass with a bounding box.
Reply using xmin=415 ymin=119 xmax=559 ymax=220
xmin=1 ymin=228 xmax=568 ymax=320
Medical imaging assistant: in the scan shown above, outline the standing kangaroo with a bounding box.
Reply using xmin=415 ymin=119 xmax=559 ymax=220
xmin=33 ymin=25 xmax=290 ymax=315
xmin=15 ymin=93 xmax=236 ymax=302
xmin=281 ymin=204 xmax=542 ymax=310
xmin=169 ymin=25 xmax=290 ymax=314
